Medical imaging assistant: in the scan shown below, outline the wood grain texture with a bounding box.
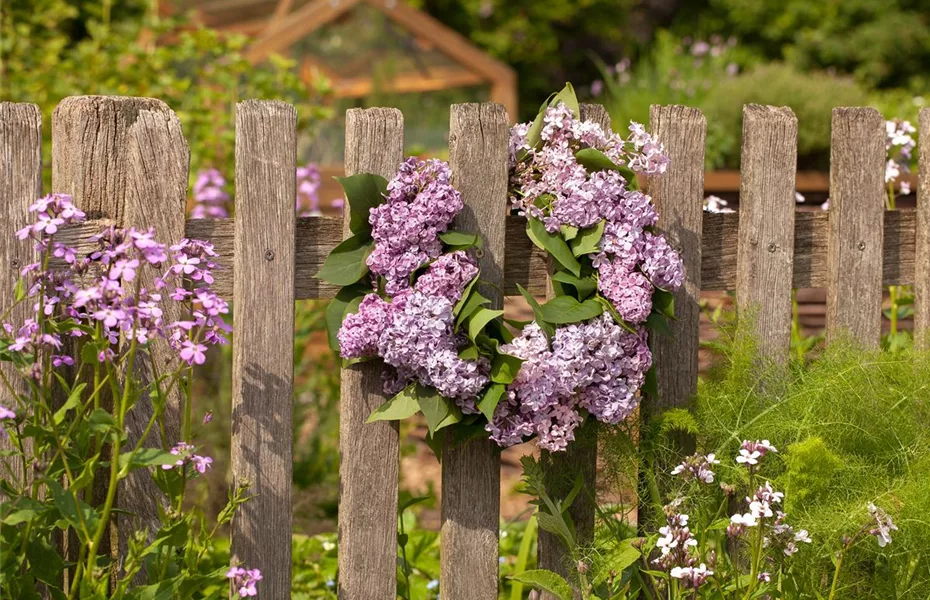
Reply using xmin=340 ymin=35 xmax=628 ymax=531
xmin=0 ymin=103 xmax=42 ymax=489
xmin=440 ymin=103 xmax=508 ymax=600
xmin=646 ymin=105 xmax=706 ymax=414
xmin=736 ymin=105 xmax=797 ymax=364
xmin=536 ymin=105 xmax=608 ymax=598
xmin=231 ymin=100 xmax=297 ymax=599
xmin=52 ymin=96 xmax=189 ymax=577
xmin=916 ymin=109 xmax=930 ymax=348
xmin=826 ymin=108 xmax=885 ymax=347
xmin=339 ymin=107 xmax=403 ymax=600
xmin=639 ymin=105 xmax=706 ymax=530
xmin=50 ymin=208 xmax=919 ymax=298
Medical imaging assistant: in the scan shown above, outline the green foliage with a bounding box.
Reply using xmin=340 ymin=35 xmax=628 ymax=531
xmin=687 ymin=0 xmax=930 ymax=93
xmin=417 ymin=0 xmax=637 ymax=117
xmin=0 ymin=0 xmax=331 ymax=189
xmin=684 ymin=331 xmax=930 ymax=597
xmin=702 ymin=63 xmax=871 ymax=170
xmin=783 ymin=436 xmax=843 ymax=509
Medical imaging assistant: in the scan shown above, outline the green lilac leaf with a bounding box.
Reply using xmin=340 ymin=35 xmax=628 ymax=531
xmin=478 ymin=382 xmax=506 ymax=421
xmin=560 ymin=225 xmax=579 ymax=240
xmin=570 ymin=220 xmax=605 ymax=257
xmin=315 ymin=234 xmax=374 ymax=286
xmin=454 ymin=278 xmax=489 ymax=327
xmin=490 ymin=352 xmax=523 ymax=385
xmin=646 ymin=312 xmax=672 ymax=337
xmin=552 ymin=82 xmax=580 ymax=118
xmin=642 ymin=366 xmax=658 ymax=397
xmin=550 ymin=271 xmax=597 ymax=300
xmin=439 ymin=230 xmax=483 ymax=250
xmin=415 ymin=386 xmax=463 ymax=435
xmin=574 ymin=147 xmax=639 ymax=186
xmin=539 ymin=296 xmax=603 ymax=325
xmin=653 ymin=288 xmax=675 ymax=319
xmin=516 ymin=284 xmax=555 ymax=338
xmin=467 ymin=307 xmax=504 ymax=343
xmin=335 ymin=173 xmax=387 ymax=236
xmin=526 ymin=218 xmax=581 ymax=277
xmin=366 ymin=385 xmax=422 ymax=423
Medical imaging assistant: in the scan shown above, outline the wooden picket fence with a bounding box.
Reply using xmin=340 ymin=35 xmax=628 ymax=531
xmin=1 ymin=97 xmax=929 ymax=599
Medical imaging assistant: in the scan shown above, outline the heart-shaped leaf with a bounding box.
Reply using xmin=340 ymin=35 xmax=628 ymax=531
xmin=539 ymin=296 xmax=603 ymax=325
xmin=527 ymin=218 xmax=581 ymax=277
xmin=570 ymin=220 xmax=605 ymax=257
xmin=367 ymin=385 xmax=423 ymax=423
xmin=550 ymin=271 xmax=597 ymax=300
xmin=315 ymin=234 xmax=374 ymax=286
xmin=336 ymin=173 xmax=387 ymax=236
xmin=439 ymin=230 xmax=483 ymax=250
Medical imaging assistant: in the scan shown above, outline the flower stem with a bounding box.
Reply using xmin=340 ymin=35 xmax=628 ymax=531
xmin=827 ymin=549 xmax=846 ymax=600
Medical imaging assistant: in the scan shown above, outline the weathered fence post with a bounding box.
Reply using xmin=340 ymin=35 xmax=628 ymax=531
xmin=826 ymin=108 xmax=885 ymax=347
xmin=440 ymin=102 xmax=509 ymax=599
xmin=640 ymin=105 xmax=706 ymax=526
xmin=51 ymin=96 xmax=189 ymax=574
xmin=736 ymin=105 xmax=798 ymax=364
xmin=231 ymin=100 xmax=297 ymax=598
xmin=536 ymin=104 xmax=610 ymax=597
xmin=0 ymin=103 xmax=42 ymax=474
xmin=340 ymin=107 xmax=404 ymax=599
xmin=916 ymin=109 xmax=930 ymax=349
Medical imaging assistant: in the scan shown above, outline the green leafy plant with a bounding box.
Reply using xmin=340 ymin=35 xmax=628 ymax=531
xmin=1 ymin=194 xmax=252 ymax=598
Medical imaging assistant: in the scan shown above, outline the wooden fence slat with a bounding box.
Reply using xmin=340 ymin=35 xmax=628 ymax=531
xmin=826 ymin=108 xmax=885 ymax=347
xmin=52 ymin=96 xmax=189 ymax=576
xmin=0 ymin=103 xmax=42 ymax=491
xmin=231 ymin=100 xmax=297 ymax=598
xmin=645 ymin=105 xmax=706 ymax=415
xmin=440 ymin=103 xmax=508 ymax=600
xmin=536 ymin=105 xmax=608 ymax=597
xmin=640 ymin=105 xmax=706 ymax=527
xmin=916 ymin=109 xmax=930 ymax=348
xmin=339 ymin=107 xmax=403 ymax=600
xmin=736 ymin=104 xmax=798 ymax=363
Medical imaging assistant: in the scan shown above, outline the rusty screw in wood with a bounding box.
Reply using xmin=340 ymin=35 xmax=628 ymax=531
xmin=767 ymin=243 xmax=777 ymax=253
xmin=264 ymin=250 xmax=275 ymax=261
xmin=858 ymin=241 xmax=866 ymax=251
xmin=11 ymin=259 xmax=20 ymax=270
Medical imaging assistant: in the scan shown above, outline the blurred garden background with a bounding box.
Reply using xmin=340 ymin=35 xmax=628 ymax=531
xmin=3 ymin=0 xmax=929 ymax=595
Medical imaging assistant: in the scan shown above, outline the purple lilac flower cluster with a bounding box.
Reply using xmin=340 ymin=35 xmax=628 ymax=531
xmin=191 ymin=168 xmax=230 ymax=219
xmin=9 ymin=193 xmax=230 ymax=376
xmin=487 ymin=314 xmax=651 ymax=451
xmin=337 ymin=161 xmax=490 ymax=411
xmin=367 ymin=158 xmax=463 ymax=295
xmin=339 ymin=252 xmax=489 ymax=411
xmin=226 ymin=566 xmax=262 ymax=597
xmin=510 ymin=104 xmax=682 ymax=324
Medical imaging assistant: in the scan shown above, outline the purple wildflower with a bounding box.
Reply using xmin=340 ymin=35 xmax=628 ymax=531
xmin=226 ymin=566 xmax=262 ymax=597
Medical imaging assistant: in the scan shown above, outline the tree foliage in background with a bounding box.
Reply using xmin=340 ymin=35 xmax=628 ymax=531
xmin=416 ymin=0 xmax=646 ymax=118
xmin=686 ymin=0 xmax=930 ymax=93
xmin=0 ymin=0 xmax=332 ymax=189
